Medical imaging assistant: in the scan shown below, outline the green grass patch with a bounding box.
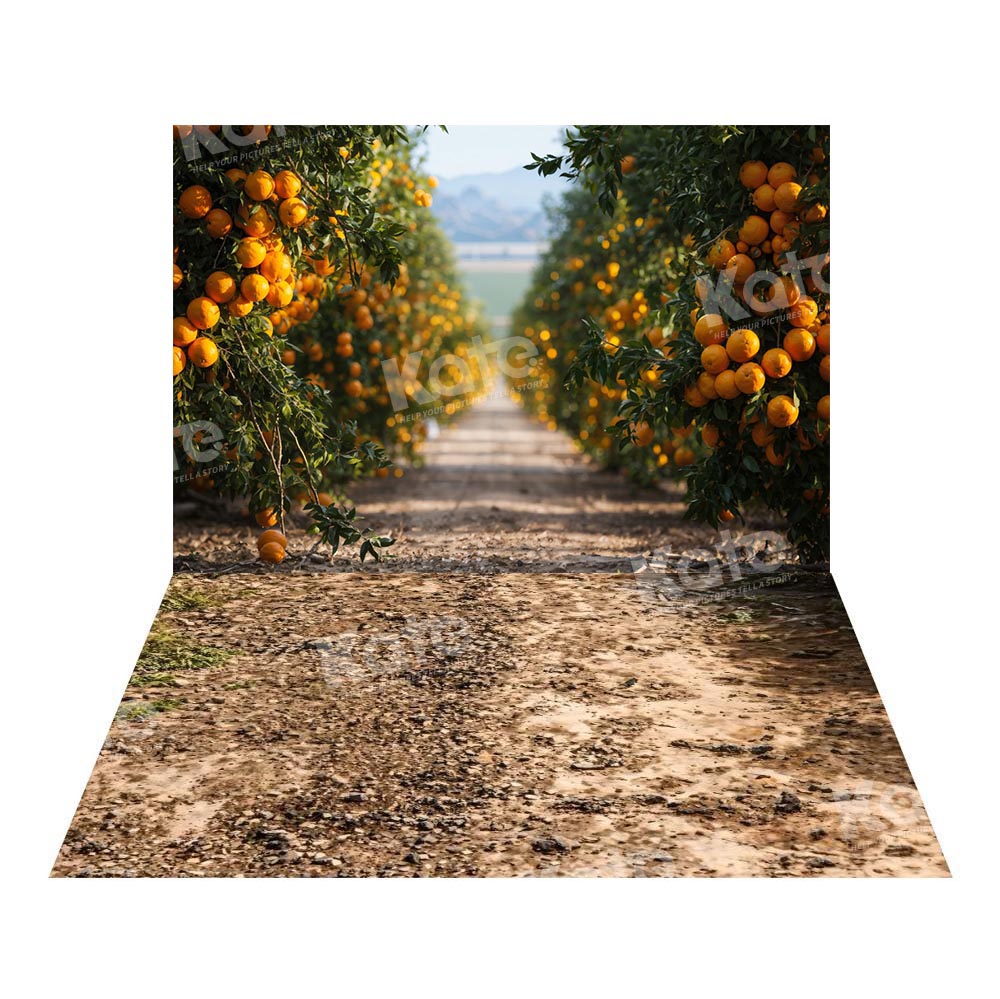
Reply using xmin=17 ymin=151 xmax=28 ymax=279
xmin=131 ymin=624 xmax=232 ymax=688
xmin=159 ymin=583 xmax=224 ymax=612
xmin=117 ymin=698 xmax=183 ymax=721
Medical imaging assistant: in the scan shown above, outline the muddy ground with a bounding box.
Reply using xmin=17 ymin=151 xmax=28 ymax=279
xmin=54 ymin=395 xmax=946 ymax=877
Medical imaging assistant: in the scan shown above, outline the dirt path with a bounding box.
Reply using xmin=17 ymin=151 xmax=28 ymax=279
xmin=55 ymin=394 xmax=947 ymax=877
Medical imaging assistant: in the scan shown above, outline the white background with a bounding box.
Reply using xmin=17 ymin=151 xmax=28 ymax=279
xmin=2 ymin=2 xmax=996 ymax=995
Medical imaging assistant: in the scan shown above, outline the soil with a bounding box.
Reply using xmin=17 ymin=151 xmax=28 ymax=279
xmin=54 ymin=394 xmax=947 ymax=877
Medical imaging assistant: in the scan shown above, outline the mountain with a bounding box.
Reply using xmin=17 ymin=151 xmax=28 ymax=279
xmin=430 ymin=166 xmax=568 ymax=242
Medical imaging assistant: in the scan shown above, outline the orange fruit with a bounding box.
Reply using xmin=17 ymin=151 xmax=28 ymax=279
xmin=774 ymin=181 xmax=803 ymax=213
xmin=254 ymin=508 xmax=278 ymax=528
xmin=734 ymin=362 xmax=766 ymax=395
xmin=701 ymin=343 xmax=730 ymax=375
xmin=178 ymin=185 xmax=212 ymax=219
xmin=706 ymin=239 xmax=736 ymax=269
xmin=620 ymin=154 xmax=637 ymax=174
xmin=725 ymin=253 xmax=755 ymax=285
xmin=751 ymin=420 xmax=775 ymax=447
xmin=752 ymin=184 xmax=777 ymax=213
xmin=205 ymin=271 xmax=237 ymax=304
xmin=205 ymin=208 xmax=233 ymax=238
xmin=701 ymin=424 xmax=720 ymax=447
xmin=258 ymin=542 xmax=286 ymax=564
xmin=355 ymin=305 xmax=374 ymax=331
xmin=761 ymin=347 xmax=793 ymax=379
xmin=783 ymin=329 xmax=816 ymax=362
xmin=788 ymin=297 xmax=819 ymax=328
xmin=769 ymin=210 xmax=795 ymax=235
xmin=765 ymin=275 xmax=801 ymax=308
xmin=803 ymin=203 xmax=828 ymax=222
xmin=739 ymin=160 xmax=769 ymax=189
xmin=241 ymin=274 xmax=270 ymax=302
xmin=684 ymin=384 xmax=709 ymax=408
xmin=224 ymin=167 xmax=248 ymax=186
xmin=186 ymin=296 xmax=220 ymax=330
xmin=260 ymin=250 xmax=292 ymax=283
xmin=237 ymin=203 xmax=275 ymax=238
xmin=266 ymin=281 xmax=294 ymax=308
xmin=714 ymin=370 xmax=741 ymax=400
xmin=696 ymin=371 xmax=719 ymax=400
xmin=172 ymin=346 xmax=186 ymax=376
xmin=674 ymin=446 xmax=696 ymax=467
xmin=738 ymin=215 xmax=769 ymax=246
xmin=279 ymin=197 xmax=308 ymax=227
xmin=244 ymin=170 xmax=275 ymax=201
xmin=817 ymin=395 xmax=831 ymax=422
xmin=273 ymin=170 xmax=301 ymax=199
xmin=766 ymin=394 xmax=799 ymax=427
xmin=173 ymin=264 xmax=183 ymax=290
xmin=817 ymin=324 xmax=831 ymax=354
xmin=173 ymin=316 xmax=198 ymax=347
xmin=725 ymin=329 xmax=760 ymax=362
xmin=719 ymin=509 xmax=735 ymax=522
xmin=767 ymin=162 xmax=797 ymax=187
xmin=256 ymin=529 xmax=288 ymax=550
xmin=764 ymin=442 xmax=788 ymax=467
xmin=227 ymin=296 xmax=254 ymax=317
xmin=345 ymin=379 xmax=364 ymax=398
xmin=819 ymin=355 xmax=830 ymax=381
xmin=188 ymin=337 xmax=219 ymax=368
xmin=236 ymin=238 xmax=267 ymax=268
xmin=694 ymin=313 xmax=728 ymax=347
xmin=631 ymin=421 xmax=654 ymax=446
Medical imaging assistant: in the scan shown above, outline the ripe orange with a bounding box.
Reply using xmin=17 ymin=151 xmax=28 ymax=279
xmin=205 ymin=208 xmax=233 ymax=238
xmin=188 ymin=337 xmax=219 ymax=368
xmin=224 ymin=168 xmax=247 ymax=186
xmin=279 ymin=197 xmax=308 ymax=227
xmin=739 ymin=160 xmax=769 ymax=189
xmin=817 ymin=395 xmax=831 ymax=422
xmin=766 ymin=394 xmax=799 ymax=427
xmin=355 ymin=305 xmax=374 ymax=331
xmin=707 ymin=239 xmax=736 ymax=269
xmin=764 ymin=442 xmax=788 ymax=466
xmin=816 ymin=324 xmax=831 ymax=354
xmin=761 ymin=347 xmax=793 ymax=379
xmin=620 ymin=154 xmax=637 ymax=175
xmin=256 ymin=529 xmax=288 ymax=550
xmin=719 ymin=509 xmax=735 ymax=522
xmin=752 ymin=184 xmax=777 ymax=213
xmin=767 ymin=162 xmax=797 ymax=187
xmin=701 ymin=343 xmax=730 ymax=375
xmin=237 ymin=203 xmax=275 ymax=238
xmin=179 ymin=185 xmax=212 ymax=219
xmin=345 ymin=379 xmax=364 ymax=398
xmin=236 ymin=238 xmax=267 ymax=268
xmin=241 ymin=274 xmax=270 ymax=302
xmin=631 ymin=421 xmax=655 ymax=446
xmin=684 ymin=384 xmax=709 ymax=408
xmin=738 ymin=215 xmax=769 ymax=246
xmin=769 ymin=210 xmax=795 ymax=235
xmin=273 ymin=170 xmax=301 ymax=199
xmin=674 ymin=446 xmax=696 ymax=467
xmin=187 ymin=296 xmax=220 ymax=330
xmin=751 ymin=420 xmax=775 ymax=447
xmin=266 ymin=281 xmax=294 ymax=308
xmin=694 ymin=313 xmax=728 ymax=347
xmin=714 ymin=369 xmax=741 ymax=400
xmin=260 ymin=250 xmax=292 ymax=283
xmin=783 ymin=329 xmax=816 ymax=362
xmin=227 ymin=296 xmax=254 ymax=317
xmin=173 ymin=316 xmax=198 ymax=347
xmin=701 ymin=424 xmax=720 ymax=447
xmin=696 ymin=371 xmax=719 ymax=400
xmin=774 ymin=181 xmax=803 ymax=213
xmin=205 ymin=271 xmax=237 ymax=304
xmin=788 ymin=297 xmax=819 ymax=328
xmin=725 ymin=329 xmax=760 ymax=362
xmin=803 ymin=203 xmax=828 ymax=223
xmin=172 ymin=346 xmax=186 ymax=376
xmin=734 ymin=362 xmax=766 ymax=395
xmin=725 ymin=252 xmax=755 ymax=285
xmin=245 ymin=170 xmax=275 ymax=201
xmin=819 ymin=355 xmax=830 ymax=381
xmin=765 ymin=275 xmax=801 ymax=308
xmin=259 ymin=542 xmax=286 ymax=564
xmin=173 ymin=264 xmax=183 ymax=289
xmin=254 ymin=508 xmax=278 ymax=528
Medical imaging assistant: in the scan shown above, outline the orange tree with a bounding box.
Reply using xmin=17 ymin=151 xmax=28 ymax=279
xmin=173 ymin=126 xmax=485 ymax=561
xmin=523 ymin=126 xmax=830 ymax=560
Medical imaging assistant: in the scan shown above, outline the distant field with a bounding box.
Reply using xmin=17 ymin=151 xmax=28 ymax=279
xmin=459 ymin=268 xmax=535 ymax=325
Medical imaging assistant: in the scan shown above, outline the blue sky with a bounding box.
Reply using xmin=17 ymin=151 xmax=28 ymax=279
xmin=419 ymin=125 xmax=567 ymax=179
